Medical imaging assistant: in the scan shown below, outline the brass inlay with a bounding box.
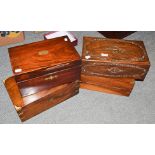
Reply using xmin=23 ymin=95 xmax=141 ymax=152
xmin=108 ymin=67 xmax=124 ymax=74
xmin=18 ymin=111 xmax=24 ymax=116
xmin=82 ymin=63 xmax=146 ymax=78
xmin=38 ymin=50 xmax=49 ymax=56
xmin=14 ymin=105 xmax=22 ymax=112
xmin=44 ymin=75 xmax=58 ymax=81
xmin=84 ymin=38 xmax=146 ymax=62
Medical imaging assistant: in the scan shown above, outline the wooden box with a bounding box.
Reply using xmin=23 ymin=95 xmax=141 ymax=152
xmin=0 ymin=31 xmax=24 ymax=46
xmin=82 ymin=37 xmax=150 ymax=80
xmin=4 ymin=77 xmax=79 ymax=122
xmin=81 ymin=37 xmax=150 ymax=96
xmin=4 ymin=36 xmax=81 ymax=121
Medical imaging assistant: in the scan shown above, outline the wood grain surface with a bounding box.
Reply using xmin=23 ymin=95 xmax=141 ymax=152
xmin=80 ymin=74 xmax=135 ymax=96
xmin=82 ymin=37 xmax=150 ymax=80
xmin=4 ymin=76 xmax=80 ymax=122
xmin=19 ymin=81 xmax=80 ymax=122
xmin=5 ymin=37 xmax=81 ymax=121
xmin=9 ymin=36 xmax=80 ymax=77
xmin=18 ymin=65 xmax=81 ymax=97
xmin=4 ymin=76 xmax=24 ymax=107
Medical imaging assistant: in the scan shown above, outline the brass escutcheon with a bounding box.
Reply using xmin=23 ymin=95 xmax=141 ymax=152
xmin=38 ymin=50 xmax=49 ymax=55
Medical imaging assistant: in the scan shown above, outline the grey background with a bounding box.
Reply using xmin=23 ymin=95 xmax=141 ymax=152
xmin=0 ymin=31 xmax=154 ymax=124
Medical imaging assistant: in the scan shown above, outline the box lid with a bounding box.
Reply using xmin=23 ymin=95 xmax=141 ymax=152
xmin=9 ymin=36 xmax=80 ymax=75
xmin=82 ymin=37 xmax=150 ymax=64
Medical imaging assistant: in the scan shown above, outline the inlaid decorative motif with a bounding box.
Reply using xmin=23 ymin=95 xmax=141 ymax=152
xmin=84 ymin=38 xmax=146 ymax=62
xmin=38 ymin=50 xmax=49 ymax=56
xmin=108 ymin=67 xmax=124 ymax=74
xmin=82 ymin=62 xmax=147 ymax=78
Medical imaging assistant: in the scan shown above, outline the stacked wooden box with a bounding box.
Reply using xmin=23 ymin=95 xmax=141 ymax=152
xmin=4 ymin=36 xmax=81 ymax=121
xmin=80 ymin=37 xmax=150 ymax=96
xmin=3 ymin=34 xmax=151 ymax=122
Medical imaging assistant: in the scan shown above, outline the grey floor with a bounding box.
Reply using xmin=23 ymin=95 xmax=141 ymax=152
xmin=0 ymin=31 xmax=155 ymax=124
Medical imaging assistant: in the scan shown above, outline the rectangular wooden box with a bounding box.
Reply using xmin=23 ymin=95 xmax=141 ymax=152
xmin=81 ymin=36 xmax=150 ymax=96
xmin=4 ymin=36 xmax=81 ymax=121
xmin=4 ymin=77 xmax=79 ymax=122
xmin=0 ymin=31 xmax=24 ymax=46
xmin=82 ymin=37 xmax=150 ymax=80
xmin=9 ymin=36 xmax=81 ymax=95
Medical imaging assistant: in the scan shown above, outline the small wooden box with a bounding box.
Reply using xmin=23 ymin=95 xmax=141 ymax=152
xmin=4 ymin=36 xmax=81 ymax=121
xmin=4 ymin=77 xmax=79 ymax=122
xmin=81 ymin=37 xmax=150 ymax=96
xmin=0 ymin=31 xmax=24 ymax=46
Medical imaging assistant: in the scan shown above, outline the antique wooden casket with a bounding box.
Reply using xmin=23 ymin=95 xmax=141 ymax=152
xmin=4 ymin=36 xmax=81 ymax=121
xmin=81 ymin=37 xmax=150 ymax=96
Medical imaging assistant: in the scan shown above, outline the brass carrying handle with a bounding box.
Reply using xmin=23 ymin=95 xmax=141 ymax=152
xmin=44 ymin=75 xmax=58 ymax=81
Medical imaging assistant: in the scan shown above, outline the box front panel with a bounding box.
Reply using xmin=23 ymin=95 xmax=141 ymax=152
xmin=15 ymin=60 xmax=81 ymax=82
xmin=17 ymin=81 xmax=80 ymax=122
xmin=82 ymin=61 xmax=149 ymax=80
xmin=18 ymin=65 xmax=81 ymax=97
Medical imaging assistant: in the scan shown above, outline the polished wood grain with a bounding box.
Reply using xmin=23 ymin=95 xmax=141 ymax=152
xmin=4 ymin=76 xmax=80 ymax=122
xmin=5 ymin=36 xmax=81 ymax=121
xmin=18 ymin=65 xmax=81 ymax=97
xmin=9 ymin=36 xmax=80 ymax=77
xmin=82 ymin=37 xmax=150 ymax=80
xmin=15 ymin=60 xmax=81 ymax=82
xmin=4 ymin=77 xmax=24 ymax=107
xmin=19 ymin=81 xmax=79 ymax=122
xmin=80 ymin=75 xmax=135 ymax=96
